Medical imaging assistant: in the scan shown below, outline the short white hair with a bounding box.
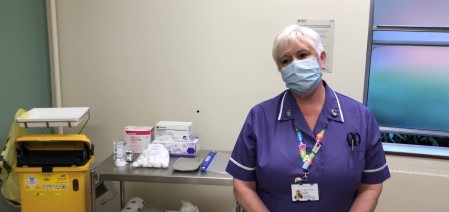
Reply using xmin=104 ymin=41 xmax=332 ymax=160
xmin=272 ymin=24 xmax=324 ymax=62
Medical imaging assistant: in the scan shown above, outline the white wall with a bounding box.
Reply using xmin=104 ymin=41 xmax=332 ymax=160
xmin=54 ymin=0 xmax=449 ymax=211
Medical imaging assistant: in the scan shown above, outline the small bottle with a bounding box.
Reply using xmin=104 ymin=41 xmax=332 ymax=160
xmin=125 ymin=143 xmax=133 ymax=162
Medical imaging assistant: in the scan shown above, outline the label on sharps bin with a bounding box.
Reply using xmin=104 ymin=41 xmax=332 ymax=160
xmin=24 ymin=173 xmax=70 ymax=196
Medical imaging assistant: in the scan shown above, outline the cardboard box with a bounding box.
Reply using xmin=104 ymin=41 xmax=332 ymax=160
xmin=155 ymin=121 xmax=192 ymax=142
xmin=124 ymin=126 xmax=153 ymax=153
xmin=153 ymin=137 xmax=199 ymax=157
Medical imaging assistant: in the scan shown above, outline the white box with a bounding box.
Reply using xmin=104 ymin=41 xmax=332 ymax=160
xmin=153 ymin=136 xmax=199 ymax=157
xmin=124 ymin=126 xmax=153 ymax=153
xmin=155 ymin=121 xmax=192 ymax=142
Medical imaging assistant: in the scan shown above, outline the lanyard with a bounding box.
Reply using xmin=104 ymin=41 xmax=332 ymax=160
xmin=294 ymin=127 xmax=325 ymax=178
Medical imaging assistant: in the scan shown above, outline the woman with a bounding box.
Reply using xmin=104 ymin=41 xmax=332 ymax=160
xmin=226 ymin=24 xmax=390 ymax=212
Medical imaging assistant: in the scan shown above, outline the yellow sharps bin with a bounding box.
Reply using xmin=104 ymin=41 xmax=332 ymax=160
xmin=14 ymin=134 xmax=94 ymax=212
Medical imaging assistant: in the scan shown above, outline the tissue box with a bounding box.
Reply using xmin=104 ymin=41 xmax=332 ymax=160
xmin=124 ymin=126 xmax=154 ymax=153
xmin=153 ymin=137 xmax=199 ymax=157
xmin=155 ymin=121 xmax=192 ymax=142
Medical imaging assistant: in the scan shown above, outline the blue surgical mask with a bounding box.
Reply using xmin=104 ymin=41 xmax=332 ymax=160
xmin=281 ymin=57 xmax=323 ymax=96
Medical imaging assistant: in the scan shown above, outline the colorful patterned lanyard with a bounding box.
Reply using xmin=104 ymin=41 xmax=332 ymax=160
xmin=295 ymin=127 xmax=325 ymax=176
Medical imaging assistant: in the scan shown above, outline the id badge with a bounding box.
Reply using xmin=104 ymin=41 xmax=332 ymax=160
xmin=291 ymin=182 xmax=319 ymax=202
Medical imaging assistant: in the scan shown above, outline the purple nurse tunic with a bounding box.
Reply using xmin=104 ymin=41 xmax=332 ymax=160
xmin=226 ymin=81 xmax=390 ymax=212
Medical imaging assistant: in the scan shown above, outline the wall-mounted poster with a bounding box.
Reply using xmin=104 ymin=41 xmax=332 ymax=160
xmin=298 ymin=19 xmax=335 ymax=73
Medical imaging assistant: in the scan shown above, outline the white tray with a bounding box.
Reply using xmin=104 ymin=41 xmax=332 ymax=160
xmin=16 ymin=107 xmax=90 ymax=128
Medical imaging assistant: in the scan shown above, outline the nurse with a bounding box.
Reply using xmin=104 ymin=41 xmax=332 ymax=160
xmin=226 ymin=24 xmax=390 ymax=212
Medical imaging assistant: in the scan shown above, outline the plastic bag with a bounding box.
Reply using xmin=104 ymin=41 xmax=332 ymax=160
xmin=0 ymin=108 xmax=28 ymax=206
xmin=121 ymin=197 xmax=146 ymax=212
xmin=131 ymin=143 xmax=170 ymax=168
xmin=179 ymin=201 xmax=199 ymax=212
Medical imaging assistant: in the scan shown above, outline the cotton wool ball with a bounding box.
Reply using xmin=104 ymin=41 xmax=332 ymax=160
xmin=136 ymin=158 xmax=143 ymax=164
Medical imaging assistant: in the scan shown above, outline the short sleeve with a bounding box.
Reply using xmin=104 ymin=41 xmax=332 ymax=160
xmin=361 ymin=109 xmax=391 ymax=184
xmin=226 ymin=108 xmax=258 ymax=181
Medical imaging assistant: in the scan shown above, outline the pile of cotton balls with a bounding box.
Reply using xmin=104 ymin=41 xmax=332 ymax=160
xmin=131 ymin=143 xmax=170 ymax=168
